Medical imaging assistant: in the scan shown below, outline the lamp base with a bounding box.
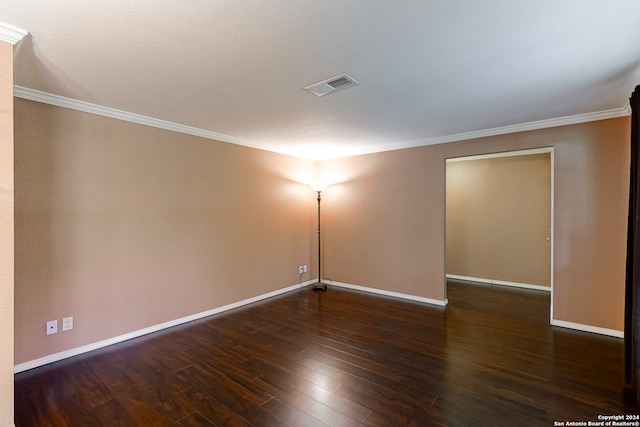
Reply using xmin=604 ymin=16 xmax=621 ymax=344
xmin=312 ymin=282 xmax=327 ymax=291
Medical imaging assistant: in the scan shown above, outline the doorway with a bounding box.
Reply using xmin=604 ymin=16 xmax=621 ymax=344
xmin=445 ymin=148 xmax=554 ymax=320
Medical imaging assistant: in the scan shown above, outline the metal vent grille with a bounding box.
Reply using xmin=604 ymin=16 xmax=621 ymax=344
xmin=304 ymin=74 xmax=359 ymax=96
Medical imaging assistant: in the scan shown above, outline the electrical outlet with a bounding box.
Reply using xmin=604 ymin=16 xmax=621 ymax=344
xmin=303 ymin=265 xmax=308 ymax=273
xmin=298 ymin=266 xmax=304 ymax=274
xmin=62 ymin=316 xmax=73 ymax=331
xmin=46 ymin=320 xmax=58 ymax=336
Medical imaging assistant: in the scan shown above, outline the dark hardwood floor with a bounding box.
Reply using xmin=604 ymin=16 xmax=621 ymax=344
xmin=15 ymin=280 xmax=640 ymax=426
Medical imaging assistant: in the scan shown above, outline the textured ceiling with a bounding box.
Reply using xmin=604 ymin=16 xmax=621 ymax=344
xmin=2 ymin=1 xmax=640 ymax=159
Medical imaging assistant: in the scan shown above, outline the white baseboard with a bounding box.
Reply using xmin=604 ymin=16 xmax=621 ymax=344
xmin=328 ymin=280 xmax=448 ymax=307
xmin=16 ymin=278 xmax=621 ymax=373
xmin=14 ymin=280 xmax=316 ymax=374
xmin=446 ymin=274 xmax=551 ymax=292
xmin=550 ymin=319 xmax=623 ymax=338
xmin=447 ymin=275 xmax=622 ymax=338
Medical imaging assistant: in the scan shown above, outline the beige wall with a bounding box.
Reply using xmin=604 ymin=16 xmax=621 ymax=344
xmin=0 ymin=42 xmax=14 ymax=427
xmin=320 ymin=148 xmax=446 ymax=299
xmin=446 ymin=153 xmax=551 ymax=286
xmin=14 ymin=99 xmax=315 ymax=365
xmin=323 ymin=118 xmax=629 ymax=332
xmin=13 ymin=96 xmax=630 ymax=369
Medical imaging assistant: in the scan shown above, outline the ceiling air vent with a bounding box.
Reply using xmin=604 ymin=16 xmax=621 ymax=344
xmin=304 ymin=74 xmax=359 ymax=97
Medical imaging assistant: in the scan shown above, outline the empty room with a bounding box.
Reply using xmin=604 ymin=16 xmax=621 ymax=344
xmin=2 ymin=1 xmax=640 ymax=426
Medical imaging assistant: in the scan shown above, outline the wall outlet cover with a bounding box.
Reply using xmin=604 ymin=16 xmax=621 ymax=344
xmin=62 ymin=316 xmax=73 ymax=331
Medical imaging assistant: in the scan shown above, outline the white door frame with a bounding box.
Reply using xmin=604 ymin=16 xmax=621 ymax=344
xmin=444 ymin=147 xmax=555 ymax=323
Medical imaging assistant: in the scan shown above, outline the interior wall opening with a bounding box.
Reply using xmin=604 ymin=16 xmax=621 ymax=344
xmin=444 ymin=148 xmax=554 ymax=320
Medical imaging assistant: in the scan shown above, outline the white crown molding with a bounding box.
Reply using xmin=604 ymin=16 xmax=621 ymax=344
xmin=290 ymin=103 xmax=632 ymax=159
xmin=377 ymin=104 xmax=633 ymax=155
xmin=13 ymin=85 xmax=632 ymax=160
xmin=13 ymin=85 xmax=286 ymax=154
xmin=0 ymin=22 xmax=28 ymax=45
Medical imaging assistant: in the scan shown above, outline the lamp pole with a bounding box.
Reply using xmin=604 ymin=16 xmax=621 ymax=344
xmin=313 ymin=190 xmax=327 ymax=291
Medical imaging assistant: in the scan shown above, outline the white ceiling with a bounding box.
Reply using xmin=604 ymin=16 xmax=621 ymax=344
xmin=2 ymin=1 xmax=640 ymax=159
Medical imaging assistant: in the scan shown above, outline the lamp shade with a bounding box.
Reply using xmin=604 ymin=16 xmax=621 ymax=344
xmin=310 ymin=182 xmax=328 ymax=192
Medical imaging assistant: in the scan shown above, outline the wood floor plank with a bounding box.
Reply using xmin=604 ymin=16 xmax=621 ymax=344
xmin=176 ymin=411 xmax=216 ymax=427
xmin=261 ymin=396 xmax=332 ymax=427
xmin=176 ymin=366 xmax=286 ymax=427
xmin=91 ymin=396 xmax=175 ymax=427
xmin=242 ymin=355 xmax=372 ymax=422
xmin=253 ymin=371 xmax=364 ymax=427
xmin=176 ymin=386 xmax=252 ymax=427
xmin=14 ymin=280 xmax=640 ymax=426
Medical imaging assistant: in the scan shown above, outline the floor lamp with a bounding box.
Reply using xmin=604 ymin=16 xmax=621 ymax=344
xmin=311 ymin=183 xmax=328 ymax=291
